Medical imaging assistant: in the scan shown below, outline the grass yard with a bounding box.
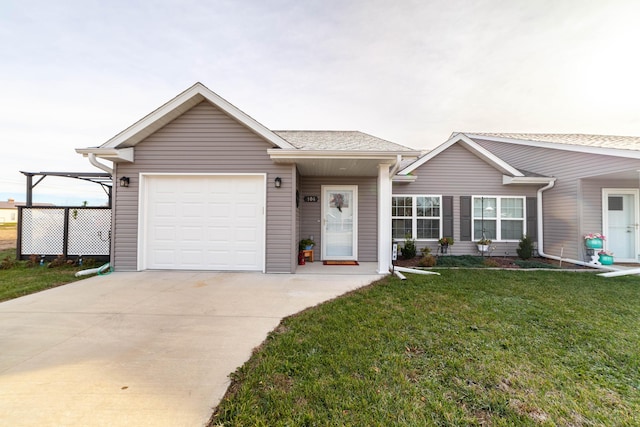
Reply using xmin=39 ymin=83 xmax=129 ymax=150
xmin=0 ymin=248 xmax=86 ymax=302
xmin=211 ymin=270 xmax=640 ymax=426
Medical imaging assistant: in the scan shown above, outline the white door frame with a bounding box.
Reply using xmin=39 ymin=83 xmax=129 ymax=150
xmin=602 ymin=188 xmax=639 ymax=263
xmin=321 ymin=185 xmax=358 ymax=261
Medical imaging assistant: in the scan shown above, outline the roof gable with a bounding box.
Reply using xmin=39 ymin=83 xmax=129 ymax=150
xmin=98 ymin=82 xmax=294 ymax=150
xmin=398 ymin=133 xmax=524 ymax=176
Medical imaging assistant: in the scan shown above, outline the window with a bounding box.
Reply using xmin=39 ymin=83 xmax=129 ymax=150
xmin=392 ymin=195 xmax=441 ymax=239
xmin=473 ymin=196 xmax=525 ymax=241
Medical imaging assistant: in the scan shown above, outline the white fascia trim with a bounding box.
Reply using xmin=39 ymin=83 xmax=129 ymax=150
xmin=465 ymin=134 xmax=640 ymax=159
xmin=398 ymin=133 xmax=523 ymax=176
xmin=268 ymin=149 xmax=421 ymax=160
xmin=75 ymin=147 xmax=134 ymax=163
xmin=392 ymin=175 xmax=417 ymax=183
xmin=99 ymin=82 xmax=294 ymax=150
xmin=502 ymin=175 xmax=556 ymax=185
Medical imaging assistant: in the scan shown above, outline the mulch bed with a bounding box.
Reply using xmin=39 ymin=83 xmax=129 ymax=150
xmin=394 ymin=255 xmax=590 ymax=270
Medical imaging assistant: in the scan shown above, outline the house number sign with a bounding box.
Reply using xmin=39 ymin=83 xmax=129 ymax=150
xmin=304 ymin=196 xmax=319 ymax=202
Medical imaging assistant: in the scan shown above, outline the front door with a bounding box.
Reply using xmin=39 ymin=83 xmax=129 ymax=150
xmin=322 ymin=185 xmax=358 ymax=260
xmin=603 ymin=189 xmax=639 ymax=262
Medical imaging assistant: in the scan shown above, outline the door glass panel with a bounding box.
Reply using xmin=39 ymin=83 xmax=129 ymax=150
xmin=325 ymin=188 xmax=355 ymax=258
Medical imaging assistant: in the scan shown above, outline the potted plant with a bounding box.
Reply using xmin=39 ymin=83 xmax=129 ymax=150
xmin=438 ymin=237 xmax=454 ymax=246
xmin=598 ymin=249 xmax=614 ymax=265
xmin=584 ymin=233 xmax=605 ymax=249
xmin=438 ymin=237 xmax=454 ymax=254
xmin=299 ymin=238 xmax=315 ymax=251
xmin=477 ymin=238 xmax=492 ymax=252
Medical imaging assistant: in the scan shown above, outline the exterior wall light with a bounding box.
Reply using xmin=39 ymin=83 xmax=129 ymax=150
xmin=119 ymin=176 xmax=130 ymax=187
xmin=275 ymin=177 xmax=282 ymax=188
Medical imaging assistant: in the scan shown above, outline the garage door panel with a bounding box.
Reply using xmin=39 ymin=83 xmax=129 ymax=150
xmin=143 ymin=175 xmax=265 ymax=271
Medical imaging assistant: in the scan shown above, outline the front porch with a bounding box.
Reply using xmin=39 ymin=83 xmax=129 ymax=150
xmin=295 ymin=261 xmax=382 ymax=275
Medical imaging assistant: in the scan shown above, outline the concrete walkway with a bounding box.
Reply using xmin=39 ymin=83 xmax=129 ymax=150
xmin=0 ymin=270 xmax=384 ymax=426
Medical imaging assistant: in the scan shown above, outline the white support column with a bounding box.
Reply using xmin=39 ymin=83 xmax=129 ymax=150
xmin=377 ymin=163 xmax=392 ymax=274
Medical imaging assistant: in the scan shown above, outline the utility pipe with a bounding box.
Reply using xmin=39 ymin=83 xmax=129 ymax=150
xmin=75 ymin=263 xmax=111 ymax=277
xmin=394 ymin=266 xmax=440 ymax=276
xmin=535 ymin=179 xmax=614 ymax=271
xmin=88 ymin=153 xmax=113 ymax=175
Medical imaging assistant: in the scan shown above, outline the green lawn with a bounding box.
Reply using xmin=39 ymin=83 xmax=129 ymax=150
xmin=211 ymin=270 xmax=640 ymax=426
xmin=0 ymin=248 xmax=86 ymax=302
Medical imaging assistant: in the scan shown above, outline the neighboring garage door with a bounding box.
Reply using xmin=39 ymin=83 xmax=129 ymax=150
xmin=141 ymin=174 xmax=265 ymax=271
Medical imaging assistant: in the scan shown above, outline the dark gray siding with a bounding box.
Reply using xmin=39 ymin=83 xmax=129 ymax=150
xmin=475 ymin=139 xmax=640 ymax=261
xmin=393 ymin=143 xmax=539 ymax=256
xmin=114 ymin=101 xmax=295 ymax=273
xmin=299 ymin=176 xmax=378 ymax=262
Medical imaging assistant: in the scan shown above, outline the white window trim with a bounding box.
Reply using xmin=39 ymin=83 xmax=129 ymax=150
xmin=392 ymin=194 xmax=442 ymax=241
xmin=472 ymin=195 xmax=526 ymax=242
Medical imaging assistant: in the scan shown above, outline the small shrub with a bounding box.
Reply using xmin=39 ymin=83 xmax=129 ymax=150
xmin=517 ymin=234 xmax=534 ymax=260
xmin=420 ymin=246 xmax=431 ymax=256
xmin=81 ymin=258 xmax=97 ymax=268
xmin=401 ymin=235 xmax=417 ymax=259
xmin=26 ymin=254 xmax=39 ymax=268
xmin=483 ymin=258 xmax=500 ymax=268
xmin=0 ymin=256 xmax=16 ymax=270
xmin=418 ymin=255 xmax=437 ymax=267
xmin=48 ymin=255 xmax=68 ymax=268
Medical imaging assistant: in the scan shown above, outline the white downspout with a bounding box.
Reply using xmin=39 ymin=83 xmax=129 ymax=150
xmin=536 ymin=179 xmax=613 ymax=270
xmin=88 ymin=153 xmax=113 ymax=175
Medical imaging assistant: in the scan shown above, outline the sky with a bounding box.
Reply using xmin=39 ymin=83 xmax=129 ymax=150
xmin=1 ymin=0 xmax=640 ymax=206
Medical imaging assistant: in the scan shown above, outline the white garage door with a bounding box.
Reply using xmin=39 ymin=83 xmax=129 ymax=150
xmin=141 ymin=175 xmax=265 ymax=271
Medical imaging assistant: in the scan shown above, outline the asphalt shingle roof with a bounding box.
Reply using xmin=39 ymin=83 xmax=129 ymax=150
xmin=273 ymin=131 xmax=415 ymax=152
xmin=467 ymin=133 xmax=640 ymax=152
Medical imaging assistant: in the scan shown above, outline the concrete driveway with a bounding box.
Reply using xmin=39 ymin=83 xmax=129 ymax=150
xmin=0 ymin=269 xmax=383 ymax=426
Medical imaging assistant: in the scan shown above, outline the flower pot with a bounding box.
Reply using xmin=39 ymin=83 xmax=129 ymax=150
xmin=598 ymin=254 xmax=614 ymax=265
xmin=477 ymin=244 xmax=490 ymax=252
xmin=304 ymin=245 xmax=314 ymax=250
xmin=585 ymin=238 xmax=603 ymax=249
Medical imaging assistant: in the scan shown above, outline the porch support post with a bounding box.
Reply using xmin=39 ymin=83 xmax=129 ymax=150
xmin=377 ymin=163 xmax=392 ymax=274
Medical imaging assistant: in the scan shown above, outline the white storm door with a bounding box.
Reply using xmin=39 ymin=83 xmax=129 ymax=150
xmin=322 ymin=185 xmax=358 ymax=260
xmin=603 ymin=189 xmax=639 ymax=262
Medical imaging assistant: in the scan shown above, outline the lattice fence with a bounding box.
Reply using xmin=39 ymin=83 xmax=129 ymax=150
xmin=19 ymin=207 xmax=111 ymax=259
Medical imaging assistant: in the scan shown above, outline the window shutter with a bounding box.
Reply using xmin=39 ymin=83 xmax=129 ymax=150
xmin=460 ymin=196 xmax=471 ymax=241
xmin=526 ymin=197 xmax=537 ymax=240
xmin=443 ymin=196 xmax=453 ymax=238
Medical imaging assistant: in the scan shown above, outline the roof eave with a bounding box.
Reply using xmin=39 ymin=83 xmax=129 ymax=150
xmin=502 ymin=175 xmax=556 ymax=185
xmin=75 ymin=147 xmax=134 ymax=163
xmin=465 ymin=133 xmax=640 ymax=159
xmin=392 ymin=175 xmax=417 ymax=183
xmin=268 ymin=149 xmax=422 ymax=162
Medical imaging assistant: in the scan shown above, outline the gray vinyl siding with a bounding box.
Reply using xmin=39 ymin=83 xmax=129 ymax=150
xmin=114 ymin=101 xmax=295 ymax=273
xmin=393 ymin=143 xmax=538 ymax=256
xmin=474 ymin=139 xmax=640 ymax=261
xmin=298 ymin=176 xmax=378 ymax=262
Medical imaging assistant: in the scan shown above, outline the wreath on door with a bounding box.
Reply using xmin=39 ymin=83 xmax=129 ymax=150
xmin=331 ymin=193 xmax=345 ymax=212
